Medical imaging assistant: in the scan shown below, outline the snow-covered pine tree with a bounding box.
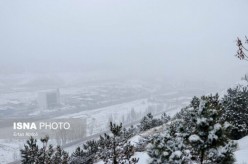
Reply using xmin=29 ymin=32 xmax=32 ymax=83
xmin=71 ymin=147 xmax=83 ymax=157
xmin=98 ymin=122 xmax=138 ymax=164
xmin=148 ymin=119 xmax=192 ymax=164
xmin=123 ymin=127 xmax=131 ymax=140
xmin=20 ymin=136 xmax=69 ymax=164
xmin=121 ymin=141 xmax=139 ymax=163
xmin=98 ymin=133 xmax=111 ymax=149
xmin=37 ymin=136 xmax=54 ymax=163
xmin=122 ymin=125 xmax=138 ymax=140
xmin=109 ymin=122 xmax=122 ymax=164
xmin=70 ymin=140 xmax=98 ymax=164
xmin=139 ymin=113 xmax=153 ymax=131
xmin=138 ymin=113 xmax=163 ymax=132
xmin=83 ymin=140 xmax=98 ymax=156
xmin=52 ymin=145 xmax=69 ymax=164
xmin=20 ymin=136 xmax=39 ymax=164
xmin=70 ymin=147 xmax=84 ymax=164
xmin=173 ymin=107 xmax=190 ymax=120
xmin=173 ymin=96 xmax=201 ymax=139
xmin=187 ymin=94 xmax=237 ymax=164
xmin=161 ymin=112 xmax=171 ymax=124
xmin=149 ymin=95 xmax=237 ymax=164
xmin=221 ymin=86 xmax=248 ymax=139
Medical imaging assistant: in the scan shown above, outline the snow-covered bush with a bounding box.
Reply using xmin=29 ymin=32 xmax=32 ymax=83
xmin=148 ymin=94 xmax=237 ymax=164
xmin=138 ymin=113 xmax=163 ymax=132
xmin=221 ymin=86 xmax=248 ymax=139
xmin=148 ymin=119 xmax=192 ymax=164
xmin=187 ymin=94 xmax=237 ymax=163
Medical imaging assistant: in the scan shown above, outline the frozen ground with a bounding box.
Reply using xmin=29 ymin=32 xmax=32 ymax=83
xmin=0 ymin=140 xmax=22 ymax=164
xmin=235 ymin=136 xmax=248 ymax=164
xmin=95 ymin=152 xmax=151 ymax=164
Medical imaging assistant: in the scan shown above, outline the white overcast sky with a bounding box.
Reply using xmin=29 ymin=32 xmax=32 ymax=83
xmin=0 ymin=0 xmax=248 ymax=84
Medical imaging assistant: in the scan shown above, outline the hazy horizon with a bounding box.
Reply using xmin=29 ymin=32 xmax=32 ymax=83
xmin=1 ymin=0 xmax=248 ymax=85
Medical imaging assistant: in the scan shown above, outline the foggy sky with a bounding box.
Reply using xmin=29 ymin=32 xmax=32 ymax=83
xmin=0 ymin=0 xmax=248 ymax=84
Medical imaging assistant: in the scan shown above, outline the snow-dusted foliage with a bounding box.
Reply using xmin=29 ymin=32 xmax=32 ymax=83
xmin=20 ymin=136 xmax=69 ymax=164
xmin=69 ymin=120 xmax=142 ymax=164
xmin=98 ymin=122 xmax=139 ymax=164
xmin=148 ymin=120 xmax=192 ymax=164
xmin=148 ymin=94 xmax=237 ymax=164
xmin=138 ymin=113 xmax=165 ymax=132
xmin=70 ymin=122 xmax=139 ymax=164
xmin=161 ymin=112 xmax=171 ymax=124
xmin=221 ymin=86 xmax=248 ymax=139
xmin=70 ymin=140 xmax=98 ymax=164
xmin=123 ymin=125 xmax=139 ymax=140
xmin=187 ymin=94 xmax=237 ymax=164
xmin=135 ymin=135 xmax=154 ymax=152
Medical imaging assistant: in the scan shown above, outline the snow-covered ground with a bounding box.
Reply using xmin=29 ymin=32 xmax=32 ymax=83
xmin=95 ymin=152 xmax=151 ymax=164
xmin=235 ymin=136 xmax=248 ymax=164
xmin=0 ymin=140 xmax=22 ymax=164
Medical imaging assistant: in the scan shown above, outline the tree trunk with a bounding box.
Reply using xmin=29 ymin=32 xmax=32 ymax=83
xmin=113 ymin=136 xmax=117 ymax=164
xmin=200 ymin=149 xmax=205 ymax=164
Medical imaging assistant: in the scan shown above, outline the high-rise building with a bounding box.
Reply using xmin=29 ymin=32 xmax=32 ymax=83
xmin=38 ymin=89 xmax=60 ymax=110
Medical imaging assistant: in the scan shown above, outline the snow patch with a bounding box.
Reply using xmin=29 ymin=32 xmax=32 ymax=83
xmin=189 ymin=134 xmax=201 ymax=142
xmin=235 ymin=136 xmax=248 ymax=164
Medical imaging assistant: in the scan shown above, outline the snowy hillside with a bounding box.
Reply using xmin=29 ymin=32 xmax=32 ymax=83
xmin=92 ymin=121 xmax=248 ymax=164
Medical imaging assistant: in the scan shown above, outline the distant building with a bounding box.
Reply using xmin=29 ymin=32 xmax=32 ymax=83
xmin=38 ymin=89 xmax=60 ymax=110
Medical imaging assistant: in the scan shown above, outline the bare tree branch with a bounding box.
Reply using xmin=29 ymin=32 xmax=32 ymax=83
xmin=236 ymin=36 xmax=248 ymax=60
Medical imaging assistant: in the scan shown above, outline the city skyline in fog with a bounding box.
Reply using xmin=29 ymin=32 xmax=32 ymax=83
xmin=1 ymin=0 xmax=248 ymax=84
